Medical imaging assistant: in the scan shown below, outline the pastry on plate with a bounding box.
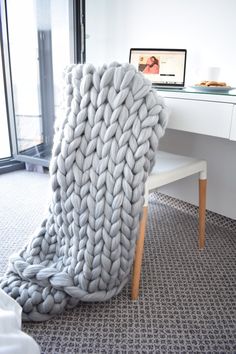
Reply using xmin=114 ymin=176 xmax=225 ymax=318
xmin=195 ymin=80 xmax=230 ymax=88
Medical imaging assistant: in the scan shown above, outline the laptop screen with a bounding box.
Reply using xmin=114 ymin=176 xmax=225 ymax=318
xmin=129 ymin=48 xmax=187 ymax=87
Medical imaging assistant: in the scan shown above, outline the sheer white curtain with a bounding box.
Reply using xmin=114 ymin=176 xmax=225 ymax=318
xmin=0 ymin=289 xmax=40 ymax=354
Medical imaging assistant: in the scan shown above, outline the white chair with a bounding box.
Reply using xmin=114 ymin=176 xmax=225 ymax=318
xmin=131 ymin=151 xmax=207 ymax=300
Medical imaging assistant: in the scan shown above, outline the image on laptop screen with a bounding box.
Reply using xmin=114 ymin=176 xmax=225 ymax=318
xmin=129 ymin=48 xmax=187 ymax=88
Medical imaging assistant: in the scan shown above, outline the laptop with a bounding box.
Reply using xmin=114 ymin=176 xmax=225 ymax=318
xmin=129 ymin=48 xmax=187 ymax=89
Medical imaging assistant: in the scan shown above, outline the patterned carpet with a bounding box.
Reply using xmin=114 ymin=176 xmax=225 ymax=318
xmin=0 ymin=170 xmax=235 ymax=353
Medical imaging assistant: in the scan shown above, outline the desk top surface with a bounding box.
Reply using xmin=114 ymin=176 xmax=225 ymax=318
xmin=156 ymin=87 xmax=236 ymax=103
xmin=157 ymin=87 xmax=236 ymax=96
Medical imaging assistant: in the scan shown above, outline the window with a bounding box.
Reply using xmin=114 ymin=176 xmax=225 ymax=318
xmin=0 ymin=37 xmax=11 ymax=159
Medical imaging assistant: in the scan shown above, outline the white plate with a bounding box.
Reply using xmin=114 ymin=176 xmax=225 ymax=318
xmin=189 ymin=85 xmax=234 ymax=92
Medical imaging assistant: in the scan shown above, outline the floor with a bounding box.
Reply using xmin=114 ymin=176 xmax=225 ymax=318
xmin=0 ymin=170 xmax=235 ymax=354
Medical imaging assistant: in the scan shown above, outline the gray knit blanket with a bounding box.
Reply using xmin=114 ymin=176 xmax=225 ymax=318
xmin=0 ymin=63 xmax=168 ymax=321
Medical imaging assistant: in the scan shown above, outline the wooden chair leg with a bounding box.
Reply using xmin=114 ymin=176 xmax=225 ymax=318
xmin=199 ymin=179 xmax=207 ymax=249
xmin=131 ymin=206 xmax=148 ymax=300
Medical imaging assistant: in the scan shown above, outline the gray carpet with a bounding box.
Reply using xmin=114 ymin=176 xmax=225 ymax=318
xmin=0 ymin=170 xmax=235 ymax=353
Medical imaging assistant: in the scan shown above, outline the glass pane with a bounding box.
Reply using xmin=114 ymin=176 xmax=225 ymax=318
xmin=0 ymin=43 xmax=11 ymax=159
xmin=6 ymin=0 xmax=72 ymax=164
xmin=7 ymin=0 xmax=42 ymax=154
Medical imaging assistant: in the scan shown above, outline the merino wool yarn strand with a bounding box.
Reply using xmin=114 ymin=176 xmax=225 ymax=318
xmin=0 ymin=63 xmax=168 ymax=321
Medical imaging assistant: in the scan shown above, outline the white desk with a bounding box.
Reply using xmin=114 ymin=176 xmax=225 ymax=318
xmin=157 ymin=88 xmax=236 ymax=141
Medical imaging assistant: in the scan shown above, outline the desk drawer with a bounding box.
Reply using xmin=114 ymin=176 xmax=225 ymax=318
xmin=165 ymin=98 xmax=233 ymax=139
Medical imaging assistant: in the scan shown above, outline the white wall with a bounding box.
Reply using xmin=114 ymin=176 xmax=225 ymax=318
xmin=86 ymin=0 xmax=236 ymax=219
xmin=86 ymin=0 xmax=236 ymax=86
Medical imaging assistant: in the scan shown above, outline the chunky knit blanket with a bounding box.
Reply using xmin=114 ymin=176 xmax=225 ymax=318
xmin=0 ymin=63 xmax=168 ymax=321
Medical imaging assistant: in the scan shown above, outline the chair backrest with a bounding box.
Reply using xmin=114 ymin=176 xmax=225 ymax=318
xmin=50 ymin=62 xmax=169 ymax=275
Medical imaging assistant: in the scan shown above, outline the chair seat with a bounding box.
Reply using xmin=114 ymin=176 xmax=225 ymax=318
xmin=147 ymin=151 xmax=207 ymax=191
xmin=151 ymin=151 xmax=202 ymax=174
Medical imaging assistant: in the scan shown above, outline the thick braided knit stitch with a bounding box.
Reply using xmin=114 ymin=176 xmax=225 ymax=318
xmin=0 ymin=63 xmax=168 ymax=321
